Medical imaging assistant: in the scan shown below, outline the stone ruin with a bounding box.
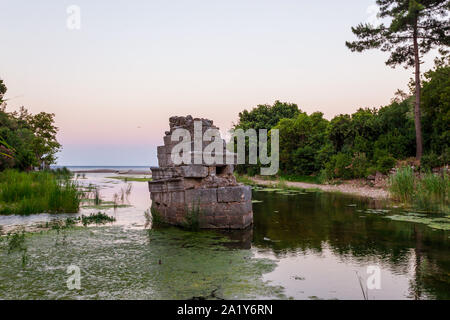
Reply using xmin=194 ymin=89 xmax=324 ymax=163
xmin=148 ymin=116 xmax=253 ymax=229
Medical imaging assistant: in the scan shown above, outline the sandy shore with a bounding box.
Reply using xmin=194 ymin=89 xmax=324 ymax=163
xmin=72 ymin=169 xmax=151 ymax=175
xmin=249 ymin=177 xmax=390 ymax=199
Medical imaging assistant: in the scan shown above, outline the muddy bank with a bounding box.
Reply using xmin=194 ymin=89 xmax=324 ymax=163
xmin=249 ymin=177 xmax=390 ymax=199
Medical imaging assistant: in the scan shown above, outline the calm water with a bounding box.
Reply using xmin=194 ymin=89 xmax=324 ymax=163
xmin=0 ymin=172 xmax=449 ymax=299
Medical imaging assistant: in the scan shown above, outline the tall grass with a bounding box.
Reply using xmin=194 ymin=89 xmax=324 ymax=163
xmin=389 ymin=167 xmax=415 ymax=202
xmin=415 ymin=172 xmax=449 ymax=212
xmin=389 ymin=167 xmax=449 ymax=212
xmin=0 ymin=170 xmax=80 ymax=215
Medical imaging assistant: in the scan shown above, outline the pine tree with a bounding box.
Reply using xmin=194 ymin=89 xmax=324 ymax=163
xmin=346 ymin=0 xmax=449 ymax=159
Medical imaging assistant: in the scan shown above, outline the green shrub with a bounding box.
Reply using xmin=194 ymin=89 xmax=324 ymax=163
xmin=351 ymin=153 xmax=369 ymax=178
xmin=376 ymin=155 xmax=396 ymax=174
xmin=420 ymin=153 xmax=441 ymax=171
xmin=325 ymin=152 xmax=353 ymax=180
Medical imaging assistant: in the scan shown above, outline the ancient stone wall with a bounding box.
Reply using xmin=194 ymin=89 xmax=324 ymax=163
xmin=148 ymin=116 xmax=253 ymax=229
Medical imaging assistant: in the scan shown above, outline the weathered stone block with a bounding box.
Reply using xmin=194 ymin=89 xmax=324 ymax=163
xmin=185 ymin=188 xmax=217 ymax=204
xmin=179 ymin=165 xmax=208 ymax=178
xmin=183 ymin=178 xmax=203 ymax=190
xmin=151 ymin=167 xmax=180 ymax=179
xmin=213 ymin=215 xmax=229 ymax=227
xmin=217 ymin=185 xmax=251 ymax=203
xmin=166 ymin=178 xmax=185 ymax=192
xmin=148 ymin=181 xmax=166 ymax=193
xmin=199 ymin=203 xmax=216 ymax=217
xmin=157 ymin=153 xmax=174 ymax=167
xmin=171 ymin=191 xmax=185 ymax=204
xmin=227 ymin=202 xmax=251 ymax=216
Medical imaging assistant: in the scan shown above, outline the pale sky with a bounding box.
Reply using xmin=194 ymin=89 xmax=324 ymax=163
xmin=0 ymin=0 xmax=439 ymax=166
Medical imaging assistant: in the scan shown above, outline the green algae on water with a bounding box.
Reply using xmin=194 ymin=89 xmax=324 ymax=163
xmin=385 ymin=214 xmax=450 ymax=231
xmin=0 ymin=226 xmax=285 ymax=300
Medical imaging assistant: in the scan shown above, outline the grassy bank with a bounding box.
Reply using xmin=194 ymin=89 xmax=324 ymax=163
xmin=389 ymin=167 xmax=449 ymax=213
xmin=106 ymin=176 xmax=152 ymax=182
xmin=235 ymin=174 xmax=322 ymax=193
xmin=0 ymin=170 xmax=80 ymax=215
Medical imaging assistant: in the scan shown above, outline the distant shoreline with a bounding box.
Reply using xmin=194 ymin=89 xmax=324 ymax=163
xmin=71 ymin=169 xmax=151 ymax=175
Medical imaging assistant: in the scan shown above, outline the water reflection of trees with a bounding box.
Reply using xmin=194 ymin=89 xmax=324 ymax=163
xmin=251 ymin=191 xmax=450 ymax=299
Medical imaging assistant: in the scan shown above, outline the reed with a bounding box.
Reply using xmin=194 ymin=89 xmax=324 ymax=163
xmin=389 ymin=166 xmax=415 ymax=202
xmin=0 ymin=170 xmax=80 ymax=215
xmin=389 ymin=167 xmax=449 ymax=212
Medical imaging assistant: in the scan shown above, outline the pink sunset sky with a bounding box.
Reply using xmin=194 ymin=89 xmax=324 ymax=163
xmin=0 ymin=0 xmax=439 ymax=166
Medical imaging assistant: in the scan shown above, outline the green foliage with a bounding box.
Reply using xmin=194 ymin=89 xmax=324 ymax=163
xmin=0 ymin=79 xmax=6 ymax=104
xmin=346 ymin=0 xmax=449 ymax=69
xmin=421 ymin=62 xmax=450 ymax=156
xmin=275 ymin=112 xmax=329 ymax=175
xmin=346 ymin=0 xmax=449 ymax=160
xmin=376 ymin=155 xmax=396 ymax=174
xmin=420 ymin=153 xmax=442 ymax=171
xmin=0 ymin=170 xmax=80 ymax=215
xmin=0 ymin=80 xmax=61 ymax=170
xmin=234 ymin=100 xmax=300 ymax=131
xmin=233 ymin=101 xmax=300 ymax=175
xmin=325 ymin=152 xmax=353 ymax=180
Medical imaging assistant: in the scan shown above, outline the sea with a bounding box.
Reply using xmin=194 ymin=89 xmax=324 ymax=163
xmin=51 ymin=165 xmax=151 ymax=172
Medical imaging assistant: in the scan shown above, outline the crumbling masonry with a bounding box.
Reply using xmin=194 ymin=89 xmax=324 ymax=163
xmin=148 ymin=116 xmax=253 ymax=229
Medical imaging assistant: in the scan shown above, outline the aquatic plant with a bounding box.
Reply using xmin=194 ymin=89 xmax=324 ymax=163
xmin=7 ymin=231 xmax=28 ymax=268
xmin=276 ymin=177 xmax=288 ymax=189
xmin=415 ymin=172 xmax=449 ymax=212
xmin=150 ymin=207 xmax=165 ymax=228
xmin=79 ymin=212 xmax=116 ymax=226
xmin=389 ymin=167 xmax=449 ymax=212
xmin=389 ymin=167 xmax=415 ymax=202
xmin=0 ymin=170 xmax=80 ymax=215
xmin=183 ymin=202 xmax=201 ymax=231
xmin=93 ymin=187 xmax=101 ymax=206
xmin=113 ymin=193 xmax=119 ymax=209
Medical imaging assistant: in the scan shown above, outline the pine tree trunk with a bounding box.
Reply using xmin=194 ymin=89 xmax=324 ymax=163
xmin=413 ymin=22 xmax=423 ymax=160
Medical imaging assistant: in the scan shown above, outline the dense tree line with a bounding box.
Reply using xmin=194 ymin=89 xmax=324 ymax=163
xmin=234 ymin=61 xmax=449 ymax=179
xmin=0 ymin=79 xmax=61 ymax=171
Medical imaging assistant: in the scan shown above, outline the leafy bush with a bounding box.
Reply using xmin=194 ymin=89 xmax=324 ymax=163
xmin=325 ymin=152 xmax=353 ymax=180
xmin=420 ymin=153 xmax=441 ymax=171
xmin=376 ymin=155 xmax=396 ymax=174
xmin=351 ymin=153 xmax=369 ymax=178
